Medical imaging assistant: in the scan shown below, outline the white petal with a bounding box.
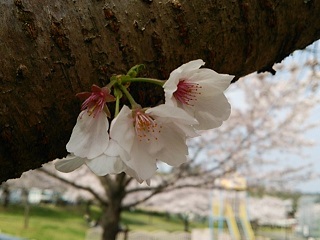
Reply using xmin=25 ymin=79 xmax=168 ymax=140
xmin=55 ymin=155 xmax=86 ymax=173
xmin=157 ymin=150 xmax=187 ymax=167
xmin=164 ymin=91 xmax=178 ymax=107
xmin=194 ymin=109 xmax=230 ymax=131
xmin=124 ymin=167 xmax=144 ymax=184
xmin=156 ymin=126 xmax=188 ymax=166
xmin=146 ymin=104 xmax=198 ymax=126
xmin=190 ymin=93 xmax=231 ymax=130
xmin=86 ymin=154 xmax=126 ymax=176
xmin=104 ymin=139 xmax=131 ymax=161
xmin=194 ymin=111 xmax=219 ymax=130
xmin=66 ymin=111 xmax=109 ymax=159
xmin=125 ymin=141 xmax=157 ymax=180
xmin=163 ymin=75 xmax=179 ymax=98
xmin=145 ymin=179 xmax=151 ymax=186
xmin=110 ymin=106 xmax=135 ymax=154
xmin=104 ymin=139 xmax=122 ymax=157
xmin=173 ymin=122 xmax=199 ymax=138
xmin=177 ymin=59 xmax=205 ymax=72
xmin=189 ymin=69 xmax=233 ymax=91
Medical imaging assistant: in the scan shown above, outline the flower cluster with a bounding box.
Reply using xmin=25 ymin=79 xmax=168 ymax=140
xmin=55 ymin=59 xmax=233 ymax=183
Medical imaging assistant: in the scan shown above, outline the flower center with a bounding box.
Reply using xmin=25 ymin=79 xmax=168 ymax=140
xmin=134 ymin=110 xmax=161 ymax=142
xmin=82 ymin=91 xmax=107 ymax=117
xmin=173 ymin=79 xmax=202 ymax=106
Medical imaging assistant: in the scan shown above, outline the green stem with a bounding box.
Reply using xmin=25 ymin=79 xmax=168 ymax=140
xmin=115 ymin=94 xmax=120 ymax=117
xmin=118 ymin=84 xmax=140 ymax=108
xmin=106 ymin=79 xmax=118 ymax=89
xmin=122 ymin=77 xmax=165 ymax=86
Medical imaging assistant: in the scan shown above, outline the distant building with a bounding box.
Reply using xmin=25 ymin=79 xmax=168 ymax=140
xmin=0 ymin=186 xmax=61 ymax=205
xmin=296 ymin=195 xmax=320 ymax=238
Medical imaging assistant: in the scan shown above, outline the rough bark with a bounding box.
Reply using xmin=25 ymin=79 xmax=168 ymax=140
xmin=100 ymin=205 xmax=121 ymax=240
xmin=99 ymin=174 xmax=126 ymax=240
xmin=0 ymin=0 xmax=319 ymax=182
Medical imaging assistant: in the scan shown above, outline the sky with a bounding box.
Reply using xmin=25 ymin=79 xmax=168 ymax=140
xmin=272 ymin=41 xmax=320 ymax=193
xmin=225 ymin=86 xmax=320 ymax=193
xmin=241 ymin=40 xmax=320 ymax=193
xmin=295 ymin=109 xmax=320 ymax=193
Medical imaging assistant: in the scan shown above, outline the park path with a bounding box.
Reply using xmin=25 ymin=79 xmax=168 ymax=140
xmin=0 ymin=233 xmax=25 ymax=240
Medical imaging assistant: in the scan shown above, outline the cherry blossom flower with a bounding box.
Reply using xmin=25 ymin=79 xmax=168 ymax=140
xmin=77 ymin=84 xmax=115 ymax=117
xmin=163 ymin=59 xmax=233 ymax=130
xmin=110 ymin=104 xmax=198 ymax=180
xmin=66 ymin=110 xmax=110 ymax=159
xmin=66 ymin=85 xmax=115 ymax=159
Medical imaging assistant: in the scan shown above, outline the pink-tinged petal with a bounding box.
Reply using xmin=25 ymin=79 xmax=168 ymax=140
xmin=163 ymin=60 xmax=204 ymax=102
xmin=163 ymin=60 xmax=204 ymax=99
xmin=164 ymin=60 xmax=205 ymax=107
xmin=86 ymin=154 xmax=126 ymax=176
xmin=91 ymin=84 xmax=101 ymax=92
xmin=99 ymin=86 xmax=116 ymax=103
xmin=66 ymin=111 xmax=109 ymax=159
xmin=76 ymin=92 xmax=91 ymax=100
xmin=55 ymin=155 xmax=86 ymax=173
xmin=110 ymin=106 xmax=135 ymax=154
xmin=125 ymin=141 xmax=157 ymax=180
xmin=78 ymin=85 xmax=115 ymax=117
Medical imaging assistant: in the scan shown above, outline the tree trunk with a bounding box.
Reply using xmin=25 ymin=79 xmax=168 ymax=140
xmin=22 ymin=188 xmax=30 ymax=229
xmin=2 ymin=183 xmax=10 ymax=207
xmin=99 ymin=174 xmax=126 ymax=240
xmin=100 ymin=204 xmax=121 ymax=240
xmin=0 ymin=0 xmax=319 ymax=182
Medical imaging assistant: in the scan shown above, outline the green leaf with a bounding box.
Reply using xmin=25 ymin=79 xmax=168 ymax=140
xmin=127 ymin=64 xmax=145 ymax=77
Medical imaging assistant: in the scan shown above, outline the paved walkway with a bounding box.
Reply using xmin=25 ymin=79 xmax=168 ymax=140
xmin=0 ymin=234 xmax=25 ymax=240
xmin=257 ymin=230 xmax=309 ymax=240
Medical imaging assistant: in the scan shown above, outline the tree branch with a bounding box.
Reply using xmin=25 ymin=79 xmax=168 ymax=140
xmin=38 ymin=168 xmax=108 ymax=205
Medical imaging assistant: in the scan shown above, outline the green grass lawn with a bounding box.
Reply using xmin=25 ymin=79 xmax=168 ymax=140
xmin=0 ymin=204 xmax=87 ymax=240
xmin=0 ymin=204 xmax=207 ymax=240
xmin=121 ymin=209 xmax=207 ymax=232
